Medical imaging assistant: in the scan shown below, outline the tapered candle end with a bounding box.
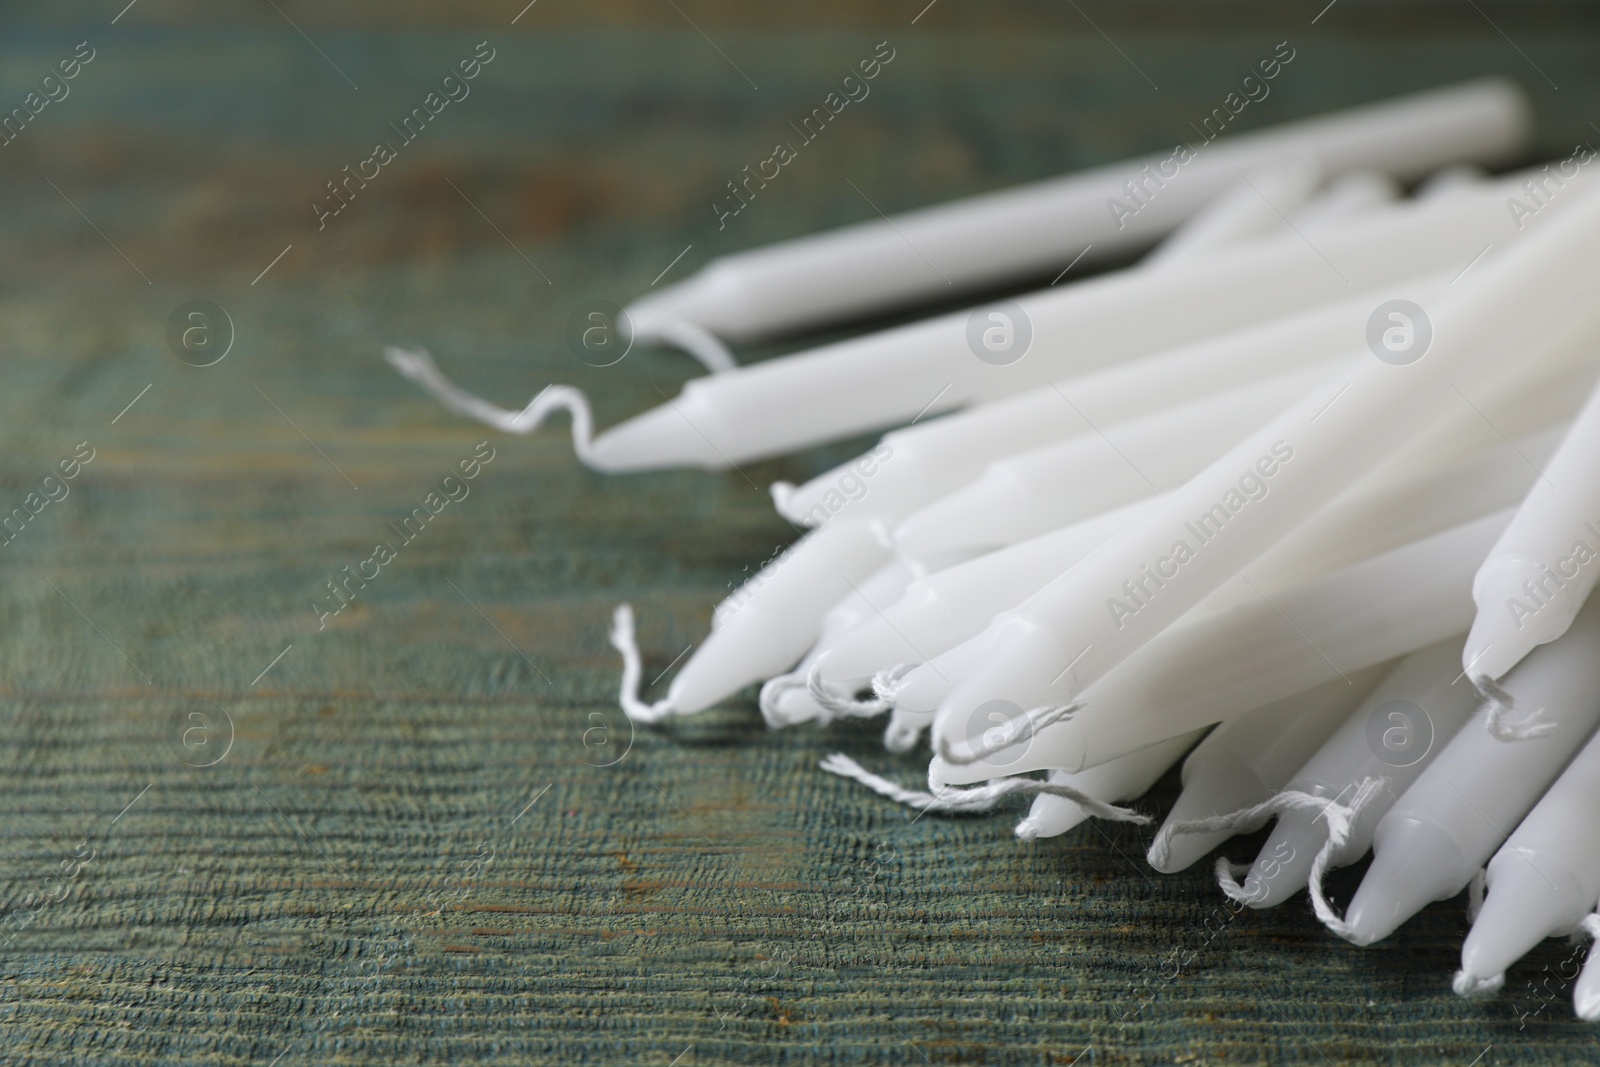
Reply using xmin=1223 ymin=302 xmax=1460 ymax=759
xmin=931 ymin=618 xmax=1072 ymax=748
xmin=1342 ymin=820 xmax=1467 ymax=946
xmin=758 ymin=671 xmax=827 ymax=727
xmin=1150 ymin=754 xmax=1266 ymax=874
xmin=623 ymin=266 xmax=743 ymax=342
xmin=784 ymin=451 xmax=944 ymax=529
xmin=1459 ymin=882 xmax=1566 ymax=993
xmin=667 ymin=608 xmax=794 ymax=714
xmin=589 ymin=391 xmax=731 ymax=471
xmin=1574 ymin=952 xmax=1600 ymax=1021
xmin=1465 ymin=562 xmax=1581 ymax=682
xmin=884 ymin=706 xmax=931 ymax=752
xmin=1021 ymin=775 xmax=1092 ymax=839
xmin=1460 ymin=619 xmax=1520 ymax=686
xmin=1240 ymin=808 xmax=1322 ymax=909
xmin=813 ymin=621 xmax=920 ymax=690
xmin=891 ymin=660 xmax=958 ymax=716
xmin=1452 ymin=968 xmax=1505 ymax=999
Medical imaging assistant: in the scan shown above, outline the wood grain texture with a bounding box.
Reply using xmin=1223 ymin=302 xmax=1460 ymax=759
xmin=1 ymin=6 xmax=1598 ymax=1063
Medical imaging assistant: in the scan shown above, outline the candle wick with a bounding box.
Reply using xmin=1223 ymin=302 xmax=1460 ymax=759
xmin=818 ymin=752 xmax=1148 ymax=824
xmin=608 ymin=603 xmax=677 ymax=724
xmin=383 ymin=345 xmax=606 ymax=468
xmin=631 ymin=318 xmax=738 ymax=374
xmin=804 ymin=661 xmax=892 ymax=719
xmin=1470 ymin=672 xmax=1558 ymax=740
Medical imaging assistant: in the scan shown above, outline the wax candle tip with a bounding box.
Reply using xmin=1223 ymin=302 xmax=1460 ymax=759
xmin=590 ymin=397 xmax=730 ymax=471
xmin=768 ymin=481 xmax=798 ymax=519
xmin=1343 ymin=821 xmax=1468 ymax=944
xmin=1241 ymin=808 xmax=1323 ymax=908
xmin=1451 ymin=969 xmax=1504 ymax=998
xmin=882 ymin=715 xmax=922 ymax=754
xmin=1574 ymin=983 xmax=1600 ymax=1022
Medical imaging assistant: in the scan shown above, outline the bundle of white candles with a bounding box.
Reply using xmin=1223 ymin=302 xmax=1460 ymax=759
xmin=389 ymin=78 xmax=1600 ymax=1015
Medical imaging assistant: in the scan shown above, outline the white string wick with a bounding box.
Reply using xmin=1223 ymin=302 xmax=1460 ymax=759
xmin=384 ymin=346 xmax=610 ymax=468
xmin=805 ymin=661 xmax=892 ymax=719
xmin=818 ymin=752 xmax=1149 ymax=823
xmin=1194 ymin=780 xmax=1385 ymax=907
xmin=871 ymin=663 xmax=916 ymax=705
xmin=1452 ymin=865 xmax=1510 ymax=998
xmin=631 ymin=318 xmax=738 ymax=375
xmin=883 ymin=713 xmax=924 ymax=754
xmin=874 ymin=666 xmax=924 ymax=752
xmin=1452 ymin=968 xmax=1506 ymax=998
xmin=758 ymin=669 xmax=815 ymax=728
xmin=1579 ymin=916 xmax=1600 ymax=1022
xmin=1303 ymin=777 xmax=1388 ymax=940
xmin=932 ymin=703 xmax=1079 ymax=767
xmin=1150 ymin=799 xmax=1285 ymax=872
xmin=1213 ymin=857 xmax=1256 ymax=900
xmin=1471 ymin=672 xmax=1556 ymax=740
xmin=608 ymin=603 xmax=677 ymax=724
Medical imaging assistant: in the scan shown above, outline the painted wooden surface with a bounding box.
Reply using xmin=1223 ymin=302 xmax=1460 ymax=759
xmin=2 ymin=3 xmax=1599 ymax=1062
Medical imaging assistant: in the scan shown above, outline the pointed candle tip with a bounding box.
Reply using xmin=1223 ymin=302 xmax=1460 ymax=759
xmin=1452 ymin=968 xmax=1505 ymax=998
xmin=1575 ymin=983 xmax=1600 ymax=1022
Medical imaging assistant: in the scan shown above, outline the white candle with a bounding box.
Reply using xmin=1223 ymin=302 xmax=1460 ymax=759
xmin=728 ymin=355 xmax=1344 ymax=716
xmin=665 ymin=517 xmax=888 ymax=714
xmin=1148 ymin=670 xmax=1388 ymax=872
xmin=921 ymin=509 xmax=1508 ymax=781
xmin=921 ymin=181 xmax=1600 ymax=744
xmin=737 ymin=268 xmax=1501 ymax=718
xmin=1414 ymin=163 xmax=1488 ymax=199
xmin=895 ymin=402 xmax=1575 ymax=731
xmin=624 ymin=80 xmax=1528 ymax=344
xmin=815 ymin=366 xmax=1587 ymax=720
xmin=891 ymin=357 xmax=1347 ymax=561
xmin=1289 ymin=170 xmax=1400 ymax=226
xmin=776 ymin=275 xmax=1448 ymax=529
xmin=876 ymin=416 xmax=1562 ymax=725
xmin=815 ymin=498 xmax=1157 ymax=691
xmin=759 ymin=559 xmax=913 ymax=727
xmin=591 ymin=174 xmax=1568 ymax=470
xmin=1236 ymin=422 xmax=1570 ymax=609
xmin=813 ymin=560 xmax=914 ymax=649
xmin=1341 ymin=595 xmax=1600 ymax=945
xmin=1463 ymin=375 xmax=1600 ymax=682
xmin=1141 ymin=158 xmax=1322 ymax=269
xmin=1228 ymin=639 xmax=1479 ymax=909
xmin=1457 ymin=720 xmax=1600 ymax=995
xmin=1016 ymin=730 xmax=1208 ymax=839
xmin=1577 ymin=937 xmax=1600 ymax=1021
